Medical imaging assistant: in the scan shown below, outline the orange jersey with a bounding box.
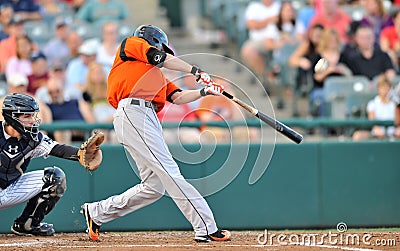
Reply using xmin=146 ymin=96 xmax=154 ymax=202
xmin=107 ymin=36 xmax=180 ymax=111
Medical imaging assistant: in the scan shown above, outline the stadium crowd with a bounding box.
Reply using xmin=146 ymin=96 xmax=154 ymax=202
xmin=239 ymin=0 xmax=400 ymax=140
xmin=0 ymin=0 xmax=400 ymax=142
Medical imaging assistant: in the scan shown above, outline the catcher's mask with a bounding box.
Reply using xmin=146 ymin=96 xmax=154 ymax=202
xmin=133 ymin=24 xmax=174 ymax=55
xmin=2 ymin=93 xmax=41 ymax=141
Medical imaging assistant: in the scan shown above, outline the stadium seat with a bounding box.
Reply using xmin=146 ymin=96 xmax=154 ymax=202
xmin=118 ymin=22 xmax=133 ymax=41
xmin=24 ymin=21 xmax=51 ymax=47
xmin=71 ymin=21 xmax=99 ymax=40
xmin=346 ymin=92 xmax=376 ymax=118
xmin=323 ymin=75 xmax=373 ymax=119
xmin=341 ymin=5 xmax=365 ymax=21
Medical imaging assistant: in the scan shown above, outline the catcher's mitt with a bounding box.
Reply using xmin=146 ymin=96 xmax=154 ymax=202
xmin=78 ymin=130 xmax=105 ymax=171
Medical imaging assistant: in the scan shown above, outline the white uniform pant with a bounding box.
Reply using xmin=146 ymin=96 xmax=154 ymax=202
xmin=87 ymin=98 xmax=218 ymax=236
xmin=0 ymin=170 xmax=44 ymax=209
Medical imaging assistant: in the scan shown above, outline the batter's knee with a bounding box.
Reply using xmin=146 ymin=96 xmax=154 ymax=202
xmin=144 ymin=182 xmax=165 ymax=199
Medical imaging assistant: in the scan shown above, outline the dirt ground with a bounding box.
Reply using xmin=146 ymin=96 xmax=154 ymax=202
xmin=0 ymin=230 xmax=398 ymax=250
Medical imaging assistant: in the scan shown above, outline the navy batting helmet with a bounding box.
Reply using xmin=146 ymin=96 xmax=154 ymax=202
xmin=133 ymin=25 xmax=174 ymax=55
xmin=2 ymin=93 xmax=41 ymax=141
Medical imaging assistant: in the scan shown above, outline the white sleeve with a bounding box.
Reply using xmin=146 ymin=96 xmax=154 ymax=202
xmin=245 ymin=3 xmax=258 ymax=21
xmin=31 ymin=133 xmax=58 ymax=159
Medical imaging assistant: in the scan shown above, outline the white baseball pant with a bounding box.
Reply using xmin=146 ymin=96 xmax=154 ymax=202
xmin=87 ymin=98 xmax=218 ymax=236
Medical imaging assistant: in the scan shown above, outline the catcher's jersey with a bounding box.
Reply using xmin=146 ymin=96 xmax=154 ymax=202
xmin=0 ymin=122 xmax=57 ymax=189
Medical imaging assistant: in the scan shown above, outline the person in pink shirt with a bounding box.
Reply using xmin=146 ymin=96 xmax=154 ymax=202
xmin=0 ymin=16 xmax=25 ymax=73
xmin=5 ymin=34 xmax=33 ymax=80
xmin=308 ymin=0 xmax=351 ymax=42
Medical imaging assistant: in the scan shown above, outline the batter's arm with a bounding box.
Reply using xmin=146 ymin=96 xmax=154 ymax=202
xmin=162 ymin=54 xmax=193 ymax=73
xmin=170 ymin=90 xmax=202 ymax=105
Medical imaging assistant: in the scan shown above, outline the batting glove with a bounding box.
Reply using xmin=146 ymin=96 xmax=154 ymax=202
xmin=191 ymin=65 xmax=213 ymax=86
xmin=200 ymin=83 xmax=225 ymax=96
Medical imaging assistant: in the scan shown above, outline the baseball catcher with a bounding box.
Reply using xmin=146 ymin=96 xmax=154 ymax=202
xmin=0 ymin=93 xmax=103 ymax=236
xmin=81 ymin=24 xmax=231 ymax=242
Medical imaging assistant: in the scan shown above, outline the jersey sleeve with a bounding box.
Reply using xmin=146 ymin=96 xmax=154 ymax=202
xmin=165 ymin=80 xmax=182 ymax=103
xmin=31 ymin=133 xmax=58 ymax=159
xmin=119 ymin=37 xmax=154 ymax=63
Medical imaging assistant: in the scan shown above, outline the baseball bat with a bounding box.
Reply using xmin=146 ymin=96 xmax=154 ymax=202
xmin=222 ymin=91 xmax=303 ymax=144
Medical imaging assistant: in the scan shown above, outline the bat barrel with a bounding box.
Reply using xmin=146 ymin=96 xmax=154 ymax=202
xmin=256 ymin=112 xmax=303 ymax=144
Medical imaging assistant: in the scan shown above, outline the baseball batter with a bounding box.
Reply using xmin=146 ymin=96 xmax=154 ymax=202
xmin=81 ymin=24 xmax=231 ymax=242
xmin=0 ymin=93 xmax=98 ymax=236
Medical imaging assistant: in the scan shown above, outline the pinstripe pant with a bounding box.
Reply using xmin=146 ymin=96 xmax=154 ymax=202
xmin=0 ymin=170 xmax=44 ymax=209
xmin=87 ymin=98 xmax=218 ymax=236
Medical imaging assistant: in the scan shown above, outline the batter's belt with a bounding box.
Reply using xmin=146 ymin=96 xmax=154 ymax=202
xmin=119 ymin=98 xmax=159 ymax=112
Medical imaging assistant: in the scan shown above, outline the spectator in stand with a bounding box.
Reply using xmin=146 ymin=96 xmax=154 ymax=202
xmin=380 ymin=9 xmax=400 ymax=70
xmin=1 ymin=0 xmax=42 ymax=21
xmin=82 ymin=61 xmax=116 ymax=142
xmin=240 ymin=0 xmax=281 ymax=88
xmin=58 ymin=0 xmax=85 ymax=13
xmin=27 ymin=51 xmax=48 ymax=95
xmin=35 ymin=59 xmax=66 ymax=104
xmin=310 ymin=28 xmax=352 ymax=117
xmin=296 ymin=0 xmax=316 ymax=32
xmin=308 ymin=0 xmax=351 ymax=42
xmin=342 ymin=25 xmax=396 ymax=81
xmin=61 ymin=31 xmax=82 ymax=65
xmin=76 ymin=0 xmax=128 ymax=25
xmin=5 ymin=34 xmax=33 ymax=80
xmin=64 ymin=38 xmax=99 ymax=99
xmin=46 ymin=77 xmax=95 ymax=143
xmin=289 ymin=23 xmax=324 ymax=114
xmin=0 ymin=3 xmax=14 ymax=41
xmin=43 ymin=17 xmax=70 ymax=65
xmin=0 ymin=15 xmax=25 ymax=73
xmin=360 ymin=0 xmax=393 ymax=41
xmin=0 ymin=73 xmax=52 ymax=123
xmin=341 ymin=20 xmax=362 ymax=60
xmin=353 ymin=74 xmax=400 ymax=141
xmin=39 ymin=0 xmax=63 ymax=16
xmin=96 ymin=21 xmax=119 ymax=76
xmin=264 ymin=1 xmax=304 ymax=111
xmin=83 ymin=62 xmax=115 ymax=123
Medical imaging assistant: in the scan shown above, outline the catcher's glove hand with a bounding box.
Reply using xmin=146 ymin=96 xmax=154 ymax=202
xmin=78 ymin=130 xmax=105 ymax=171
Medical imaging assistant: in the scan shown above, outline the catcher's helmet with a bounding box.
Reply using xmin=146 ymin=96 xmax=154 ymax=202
xmin=2 ymin=93 xmax=41 ymax=141
xmin=133 ymin=25 xmax=174 ymax=55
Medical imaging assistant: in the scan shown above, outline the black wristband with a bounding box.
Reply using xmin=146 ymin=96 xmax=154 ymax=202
xmin=200 ymin=88 xmax=207 ymax=96
xmin=191 ymin=65 xmax=201 ymax=75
